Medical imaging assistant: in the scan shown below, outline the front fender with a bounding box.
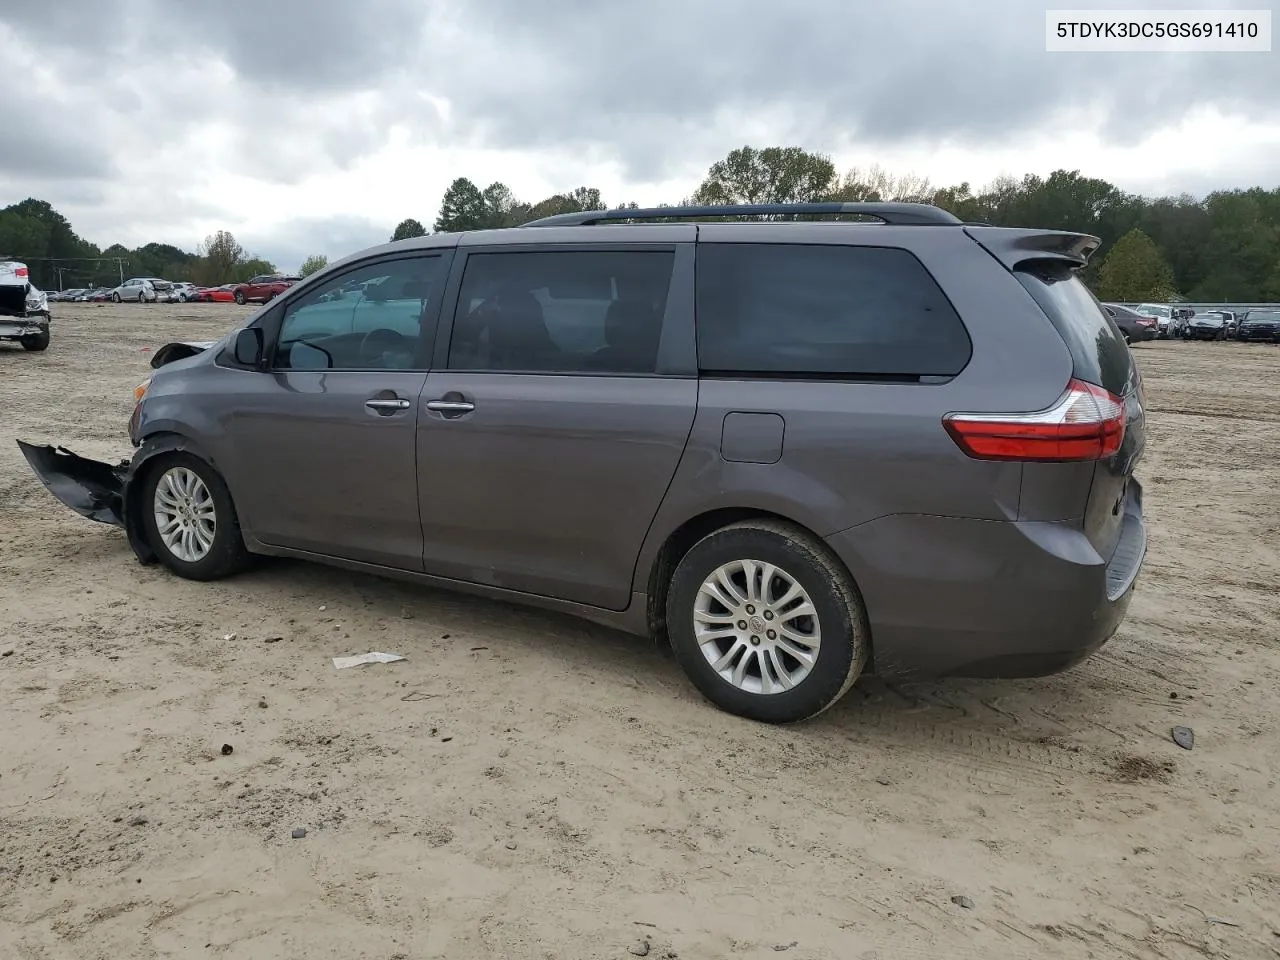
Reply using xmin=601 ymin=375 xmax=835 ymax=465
xmin=119 ymin=432 xmax=224 ymax=564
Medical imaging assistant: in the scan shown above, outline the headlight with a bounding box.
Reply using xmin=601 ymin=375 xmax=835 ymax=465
xmin=133 ymin=378 xmax=151 ymax=404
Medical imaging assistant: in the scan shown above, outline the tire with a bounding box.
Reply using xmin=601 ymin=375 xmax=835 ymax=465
xmin=139 ymin=452 xmax=251 ymax=581
xmin=234 ymin=291 xmax=246 ymax=305
xmin=20 ymin=328 xmax=50 ymax=351
xmin=111 ymin=292 xmax=122 ymax=303
xmin=666 ymin=519 xmax=869 ymax=723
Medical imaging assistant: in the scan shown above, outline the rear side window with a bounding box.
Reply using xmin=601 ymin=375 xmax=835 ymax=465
xmin=694 ymin=243 xmax=971 ymax=379
xmin=448 ymin=250 xmax=674 ymax=375
xmin=1015 ymin=265 xmax=1133 ymax=396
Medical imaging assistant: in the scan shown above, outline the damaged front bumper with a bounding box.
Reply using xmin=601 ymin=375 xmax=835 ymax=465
xmin=17 ymin=441 xmax=130 ymax=526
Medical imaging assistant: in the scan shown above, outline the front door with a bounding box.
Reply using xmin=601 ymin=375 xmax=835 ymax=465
xmin=222 ymin=252 xmax=451 ymax=571
xmin=416 ymin=244 xmax=697 ymax=610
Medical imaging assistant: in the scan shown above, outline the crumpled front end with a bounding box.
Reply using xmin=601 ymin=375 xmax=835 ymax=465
xmin=16 ymin=441 xmax=129 ymax=526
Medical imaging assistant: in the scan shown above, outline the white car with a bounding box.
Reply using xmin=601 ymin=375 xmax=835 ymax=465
xmin=1134 ymin=303 xmax=1172 ymax=338
xmin=0 ymin=259 xmax=51 ymax=351
xmin=169 ymin=282 xmax=198 ymax=302
xmin=109 ymin=278 xmax=157 ymax=303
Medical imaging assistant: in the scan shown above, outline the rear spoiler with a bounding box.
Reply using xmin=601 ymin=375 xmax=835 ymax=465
xmin=963 ymin=226 xmax=1100 ymax=270
xmin=150 ymin=340 xmax=216 ymax=369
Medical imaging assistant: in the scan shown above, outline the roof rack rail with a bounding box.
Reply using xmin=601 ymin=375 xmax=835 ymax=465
xmin=522 ymin=202 xmax=962 ymax=228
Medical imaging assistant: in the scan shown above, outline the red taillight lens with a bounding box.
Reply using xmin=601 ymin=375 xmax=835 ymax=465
xmin=943 ymin=379 xmax=1126 ymax=462
xmin=15 ymin=266 xmax=28 ymax=277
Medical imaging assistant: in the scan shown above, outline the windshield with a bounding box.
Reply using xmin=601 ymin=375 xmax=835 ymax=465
xmin=1246 ymin=311 xmax=1280 ymax=322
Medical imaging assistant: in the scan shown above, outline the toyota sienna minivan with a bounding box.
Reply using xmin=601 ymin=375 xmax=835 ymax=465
xmin=20 ymin=201 xmax=1147 ymax=723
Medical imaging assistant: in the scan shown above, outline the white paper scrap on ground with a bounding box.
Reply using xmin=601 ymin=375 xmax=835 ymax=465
xmin=332 ymin=652 xmax=406 ymax=669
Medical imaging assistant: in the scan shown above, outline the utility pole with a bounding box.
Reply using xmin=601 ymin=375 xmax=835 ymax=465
xmin=117 ymin=258 xmax=126 ymax=284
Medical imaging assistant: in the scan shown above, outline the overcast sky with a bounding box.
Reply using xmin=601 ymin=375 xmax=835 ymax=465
xmin=1 ymin=0 xmax=1277 ymax=271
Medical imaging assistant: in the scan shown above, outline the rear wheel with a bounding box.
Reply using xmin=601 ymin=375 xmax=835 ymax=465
xmin=666 ymin=520 xmax=869 ymax=723
xmin=140 ymin=453 xmax=251 ymax=581
xmin=20 ymin=328 xmax=50 ymax=351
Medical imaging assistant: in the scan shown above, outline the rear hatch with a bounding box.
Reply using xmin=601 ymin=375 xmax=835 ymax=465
xmin=1014 ymin=263 xmax=1144 ymax=564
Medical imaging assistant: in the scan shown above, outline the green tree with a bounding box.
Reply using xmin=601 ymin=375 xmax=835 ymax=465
xmin=480 ymin=182 xmax=519 ymax=228
xmin=1096 ymin=229 xmax=1177 ymax=301
xmin=234 ymin=257 xmax=277 ymax=282
xmin=692 ymin=146 xmax=837 ymax=208
xmin=195 ymin=230 xmax=246 ymax=285
xmin=831 ymin=164 xmax=933 ymax=202
xmin=391 ymin=218 xmax=426 ymax=241
xmin=299 ymin=254 xmax=328 ymax=276
xmin=434 ymin=178 xmax=487 ymax=232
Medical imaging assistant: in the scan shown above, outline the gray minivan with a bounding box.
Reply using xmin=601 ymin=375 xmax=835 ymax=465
xmin=19 ymin=202 xmax=1148 ymax=723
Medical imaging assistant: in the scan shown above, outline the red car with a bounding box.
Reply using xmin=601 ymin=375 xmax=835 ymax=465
xmin=193 ymin=284 xmax=238 ymax=303
xmin=232 ymin=274 xmax=299 ymax=305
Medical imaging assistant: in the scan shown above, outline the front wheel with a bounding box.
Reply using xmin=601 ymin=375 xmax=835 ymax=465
xmin=666 ymin=520 xmax=869 ymax=723
xmin=139 ymin=453 xmax=251 ymax=581
xmin=111 ymin=292 xmax=122 ymax=303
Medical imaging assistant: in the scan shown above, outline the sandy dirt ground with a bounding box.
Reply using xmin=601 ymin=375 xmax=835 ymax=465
xmin=1 ymin=302 xmax=1278 ymax=960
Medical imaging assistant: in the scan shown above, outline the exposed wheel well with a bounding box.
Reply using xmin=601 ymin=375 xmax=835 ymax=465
xmin=644 ymin=508 xmax=863 ymax=651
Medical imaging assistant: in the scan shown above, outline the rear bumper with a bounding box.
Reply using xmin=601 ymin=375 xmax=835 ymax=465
xmin=0 ymin=315 xmax=50 ymax=339
xmin=825 ymin=482 xmax=1146 ymax=680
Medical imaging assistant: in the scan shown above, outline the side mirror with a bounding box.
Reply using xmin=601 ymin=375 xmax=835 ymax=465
xmin=234 ymin=327 xmax=264 ymax=368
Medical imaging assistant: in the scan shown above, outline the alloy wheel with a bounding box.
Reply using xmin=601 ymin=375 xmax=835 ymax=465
xmin=153 ymin=466 xmax=217 ymax=562
xmin=693 ymin=559 xmax=821 ymax=695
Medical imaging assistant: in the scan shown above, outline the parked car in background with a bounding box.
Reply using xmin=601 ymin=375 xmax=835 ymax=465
xmin=169 ymin=282 xmax=198 ymax=302
xmin=1102 ymin=303 xmax=1158 ymax=343
xmin=193 ymin=284 xmax=238 ymax=303
xmin=109 ymin=278 xmax=158 ymax=303
xmin=1184 ymin=312 xmax=1228 ymax=340
xmin=1237 ymin=310 xmax=1280 ymax=342
xmin=17 ymin=201 xmax=1148 ymax=724
xmin=49 ymin=288 xmax=86 ymax=302
xmin=0 ymin=259 xmax=51 ymax=351
xmin=1134 ymin=303 xmax=1173 ymax=338
xmin=232 ymin=274 xmax=300 ymax=305
xmin=81 ymin=287 xmax=112 ymax=302
xmin=1168 ymin=306 xmax=1195 ymax=339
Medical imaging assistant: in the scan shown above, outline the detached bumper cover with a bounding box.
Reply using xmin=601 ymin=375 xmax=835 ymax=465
xmin=16 ymin=441 xmax=128 ymax=526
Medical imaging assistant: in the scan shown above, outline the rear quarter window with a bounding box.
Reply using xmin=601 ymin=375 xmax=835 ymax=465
xmin=1015 ymin=265 xmax=1134 ymax=397
xmin=694 ymin=243 xmax=972 ymax=379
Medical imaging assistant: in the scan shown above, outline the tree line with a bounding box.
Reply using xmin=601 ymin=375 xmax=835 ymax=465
xmin=7 ymin=145 xmax=1280 ymax=300
xmin=0 ymin=200 xmax=330 ymax=291
xmin=396 ymin=147 xmax=1280 ymax=303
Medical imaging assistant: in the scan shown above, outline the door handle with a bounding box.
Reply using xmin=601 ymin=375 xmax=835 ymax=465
xmin=365 ymin=398 xmax=411 ymax=411
xmin=425 ymin=399 xmax=475 ymax=413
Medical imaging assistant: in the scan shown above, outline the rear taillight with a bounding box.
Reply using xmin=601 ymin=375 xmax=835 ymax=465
xmin=15 ymin=266 xmax=28 ymax=277
xmin=943 ymin=379 xmax=1126 ymax=462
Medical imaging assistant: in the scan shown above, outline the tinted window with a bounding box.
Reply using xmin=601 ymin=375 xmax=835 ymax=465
xmin=274 ymin=255 xmax=444 ymax=371
xmin=694 ymin=243 xmax=971 ymax=379
xmin=1015 ymin=265 xmax=1133 ymax=396
xmin=448 ymin=250 xmax=673 ymax=374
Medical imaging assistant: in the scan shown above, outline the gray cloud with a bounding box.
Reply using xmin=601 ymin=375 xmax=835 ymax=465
xmin=250 ymin=215 xmax=392 ymax=274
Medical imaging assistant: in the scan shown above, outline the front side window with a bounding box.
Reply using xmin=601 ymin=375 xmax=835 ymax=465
xmin=274 ymin=256 xmax=445 ymax=371
xmin=695 ymin=243 xmax=971 ymax=379
xmin=447 ymin=250 xmax=674 ymax=375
